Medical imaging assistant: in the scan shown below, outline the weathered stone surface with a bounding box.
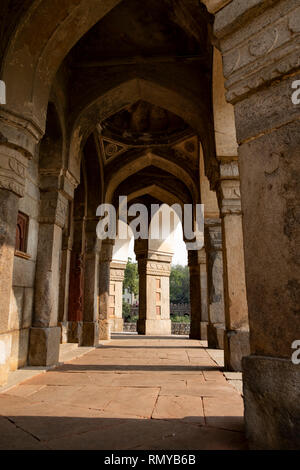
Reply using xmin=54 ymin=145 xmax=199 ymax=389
xmin=80 ymin=322 xmax=99 ymax=347
xmin=243 ymin=355 xmax=300 ymax=449
xmin=28 ymin=327 xmax=61 ymax=367
xmin=207 ymin=323 xmax=225 ymax=349
xmin=224 ymin=329 xmax=250 ymax=372
xmin=238 ymin=121 xmax=300 ymax=358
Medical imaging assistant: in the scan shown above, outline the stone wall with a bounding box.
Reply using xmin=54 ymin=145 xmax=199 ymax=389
xmin=123 ymin=322 xmax=190 ymax=336
xmin=8 ymin=151 xmax=40 ymax=371
xmin=170 ymin=303 xmax=191 ymax=316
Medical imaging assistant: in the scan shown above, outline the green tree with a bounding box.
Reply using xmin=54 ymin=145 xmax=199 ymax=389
xmin=123 ymin=258 xmax=139 ymax=296
xmin=170 ymin=265 xmax=190 ymax=304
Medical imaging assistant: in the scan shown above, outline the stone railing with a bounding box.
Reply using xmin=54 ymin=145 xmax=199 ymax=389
xmin=123 ymin=322 xmax=190 ymax=336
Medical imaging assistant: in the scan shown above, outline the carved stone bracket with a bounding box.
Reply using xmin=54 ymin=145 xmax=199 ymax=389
xmin=0 ymin=146 xmax=28 ymax=197
xmin=205 ymin=220 xmax=223 ymax=251
xmin=214 ymin=1 xmax=300 ymax=104
xmin=39 ymin=191 xmax=69 ymax=228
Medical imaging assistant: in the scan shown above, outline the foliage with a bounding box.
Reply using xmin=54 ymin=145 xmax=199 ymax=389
xmin=170 ymin=264 xmax=190 ymax=304
xmin=122 ymin=301 xmax=131 ymax=319
xmin=171 ymin=315 xmax=190 ymax=323
xmin=123 ymin=258 xmax=139 ymax=296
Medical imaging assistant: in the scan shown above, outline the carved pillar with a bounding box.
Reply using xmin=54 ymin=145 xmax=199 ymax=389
xmin=188 ymin=250 xmax=201 ymax=340
xmin=67 ymin=215 xmax=84 ymax=344
xmin=29 ymin=185 xmax=70 ymax=366
xmin=80 ymin=219 xmax=100 ymax=346
xmin=199 ymin=248 xmax=209 ymax=340
xmin=109 ymin=261 xmax=126 ymax=333
xmin=99 ymin=239 xmax=114 ymax=340
xmin=205 ymin=219 xmax=225 ymax=349
xmin=135 ymin=241 xmax=172 ymax=336
xmin=215 ymin=0 xmax=300 ymax=448
xmin=0 ymin=111 xmax=40 ymax=385
xmin=217 ymin=160 xmax=250 ymax=371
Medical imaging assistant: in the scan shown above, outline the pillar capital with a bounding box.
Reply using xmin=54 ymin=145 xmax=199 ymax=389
xmin=214 ymin=0 xmax=300 ymax=104
xmin=39 ymin=190 xmax=69 ymax=229
xmin=0 ymin=146 xmax=28 ymax=197
xmin=110 ymin=261 xmax=126 ymax=281
xmin=204 ymin=219 xmax=223 ymax=251
xmin=0 ymin=109 xmax=42 ymax=159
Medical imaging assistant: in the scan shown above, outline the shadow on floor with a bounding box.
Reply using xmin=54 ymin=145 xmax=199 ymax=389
xmin=0 ymin=415 xmax=247 ymax=450
xmin=55 ymin=364 xmax=221 ymax=372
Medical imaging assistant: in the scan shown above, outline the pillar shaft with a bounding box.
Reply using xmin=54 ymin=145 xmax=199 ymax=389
xmin=80 ymin=221 xmax=100 ymax=346
xmin=29 ymin=189 xmax=69 ymax=366
xmin=99 ymin=239 xmax=113 ymax=340
xmin=136 ymin=243 xmax=172 ymax=336
xmin=0 ymin=144 xmax=29 ymax=384
xmin=215 ymin=0 xmax=300 ymax=448
xmin=205 ymin=220 xmax=225 ymax=349
xmin=109 ymin=261 xmax=126 ymax=333
xmin=217 ymin=162 xmax=250 ymax=371
xmin=188 ymin=250 xmax=202 ymax=339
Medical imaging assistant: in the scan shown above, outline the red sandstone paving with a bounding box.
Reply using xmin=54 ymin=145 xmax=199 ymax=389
xmin=0 ymin=335 xmax=246 ymax=450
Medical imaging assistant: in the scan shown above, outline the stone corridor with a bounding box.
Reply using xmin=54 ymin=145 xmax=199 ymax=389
xmin=0 ymin=334 xmax=246 ymax=450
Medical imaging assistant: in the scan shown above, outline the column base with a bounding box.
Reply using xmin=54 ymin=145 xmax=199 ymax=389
xmin=207 ymin=323 xmax=225 ymax=349
xmin=99 ymin=320 xmax=111 ymax=340
xmin=243 ymin=355 xmax=300 ymax=450
xmin=224 ymin=329 xmax=250 ymax=371
xmin=29 ymin=327 xmax=61 ymax=367
xmin=80 ymin=322 xmax=99 ymax=347
xmin=200 ymin=321 xmax=208 ymax=340
xmin=137 ymin=319 xmax=171 ymax=336
xmin=67 ymin=321 xmax=83 ymax=343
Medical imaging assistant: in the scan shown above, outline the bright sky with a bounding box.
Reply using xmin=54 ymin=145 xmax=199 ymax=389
xmin=127 ymin=222 xmax=188 ymax=266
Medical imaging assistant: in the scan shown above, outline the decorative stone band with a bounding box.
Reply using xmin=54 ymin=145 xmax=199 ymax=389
xmin=218 ymin=179 xmax=242 ymax=215
xmin=39 ymin=168 xmax=78 ymax=201
xmin=139 ymin=259 xmax=171 ymax=277
xmin=0 ymin=147 xmax=28 ymax=197
xmin=0 ymin=108 xmax=42 ymax=159
xmin=214 ymin=0 xmax=300 ymax=103
xmin=39 ymin=191 xmax=69 ymax=228
xmin=204 ymin=220 xmax=223 ymax=251
xmin=110 ymin=269 xmax=125 ymax=282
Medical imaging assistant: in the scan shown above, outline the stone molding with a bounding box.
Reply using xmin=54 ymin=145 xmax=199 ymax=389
xmin=214 ymin=0 xmax=300 ymax=103
xmin=0 ymin=108 xmax=42 ymax=158
xmin=0 ymin=147 xmax=28 ymax=197
xmin=218 ymin=179 xmax=241 ymax=215
xmin=39 ymin=168 xmax=78 ymax=200
xmin=205 ymin=221 xmax=223 ymax=251
xmin=110 ymin=263 xmax=126 ymax=282
xmin=39 ymin=191 xmax=69 ymax=228
xmin=139 ymin=259 xmax=171 ymax=277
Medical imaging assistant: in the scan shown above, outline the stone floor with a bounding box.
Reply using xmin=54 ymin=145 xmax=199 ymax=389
xmin=0 ymin=334 xmax=247 ymax=450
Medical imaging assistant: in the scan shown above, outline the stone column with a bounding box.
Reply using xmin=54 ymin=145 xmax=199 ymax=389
xmin=215 ymin=0 xmax=300 ymax=448
xmin=99 ymin=239 xmax=113 ymax=340
xmin=0 ymin=145 xmax=29 ymax=385
xmin=188 ymin=250 xmax=201 ymax=340
xmin=67 ymin=215 xmax=84 ymax=344
xmin=217 ymin=160 xmax=250 ymax=371
xmin=109 ymin=261 xmax=126 ymax=333
xmin=199 ymin=248 xmax=209 ymax=340
xmin=58 ymin=230 xmax=73 ymax=344
xmin=0 ymin=111 xmax=40 ymax=385
xmin=135 ymin=241 xmax=172 ymax=336
xmin=80 ymin=219 xmax=100 ymax=346
xmin=205 ymin=220 xmax=225 ymax=349
xmin=29 ymin=189 xmax=69 ymax=366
